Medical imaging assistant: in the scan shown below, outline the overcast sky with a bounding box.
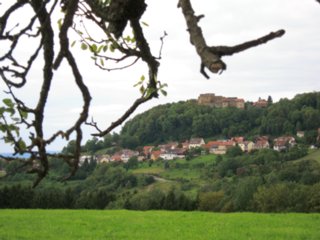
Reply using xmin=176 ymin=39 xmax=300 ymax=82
xmin=1 ymin=0 xmax=320 ymax=152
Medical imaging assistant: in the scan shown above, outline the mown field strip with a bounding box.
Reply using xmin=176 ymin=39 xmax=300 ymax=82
xmin=0 ymin=210 xmax=319 ymax=240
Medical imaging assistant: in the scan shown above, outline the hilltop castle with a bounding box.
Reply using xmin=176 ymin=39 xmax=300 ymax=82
xmin=197 ymin=93 xmax=245 ymax=109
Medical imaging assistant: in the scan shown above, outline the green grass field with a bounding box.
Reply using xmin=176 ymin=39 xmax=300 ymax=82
xmin=0 ymin=210 xmax=319 ymax=240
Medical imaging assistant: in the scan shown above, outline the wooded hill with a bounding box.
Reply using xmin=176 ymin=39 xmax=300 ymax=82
xmin=2 ymin=92 xmax=320 ymax=212
xmin=119 ymin=92 xmax=320 ymax=149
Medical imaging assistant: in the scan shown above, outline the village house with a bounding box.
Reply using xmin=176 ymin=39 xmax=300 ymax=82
xmin=137 ymin=155 xmax=146 ymax=162
xmin=110 ymin=149 xmax=139 ymax=163
xmin=181 ymin=141 xmax=190 ymax=149
xmin=150 ymin=150 xmax=161 ymax=161
xmin=120 ymin=149 xmax=139 ymax=163
xmin=254 ymin=136 xmax=270 ymax=150
xmin=96 ymin=154 xmax=111 ymax=164
xmin=111 ymin=153 xmax=122 ymax=162
xmin=238 ymin=141 xmax=255 ymax=152
xmin=205 ymin=140 xmax=236 ymax=155
xmin=158 ymin=142 xmax=179 ymax=152
xmin=273 ymin=136 xmax=296 ymax=152
xmin=231 ymin=136 xmax=245 ymax=144
xmin=143 ymin=146 xmax=154 ymax=158
xmin=160 ymin=148 xmax=186 ymax=160
xmin=212 ymin=145 xmax=228 ymax=155
xmin=253 ymin=97 xmax=268 ymax=108
xmin=189 ymin=138 xmax=205 ymax=149
xmin=79 ymin=155 xmax=95 ymax=165
xmin=296 ymin=131 xmax=305 ymax=138
xmin=160 ymin=150 xmax=177 ymax=161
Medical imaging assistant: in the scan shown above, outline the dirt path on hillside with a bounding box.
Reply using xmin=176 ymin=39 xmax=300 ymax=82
xmin=150 ymin=175 xmax=172 ymax=182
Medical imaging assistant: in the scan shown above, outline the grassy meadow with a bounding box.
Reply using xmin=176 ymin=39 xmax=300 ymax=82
xmin=298 ymin=149 xmax=320 ymax=162
xmin=0 ymin=210 xmax=319 ymax=240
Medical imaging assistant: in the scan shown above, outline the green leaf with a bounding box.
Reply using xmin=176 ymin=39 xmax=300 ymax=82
xmin=0 ymin=125 xmax=6 ymax=132
xmin=71 ymin=41 xmax=76 ymax=47
xmin=20 ymin=110 xmax=28 ymax=119
xmin=145 ymin=88 xmax=156 ymax=99
xmin=160 ymin=89 xmax=168 ymax=96
xmin=3 ymin=98 xmax=14 ymax=108
xmin=110 ymin=44 xmax=116 ymax=53
xmin=103 ymin=45 xmax=108 ymax=52
xmin=0 ymin=107 xmax=5 ymax=115
xmin=57 ymin=18 xmax=63 ymax=30
xmin=97 ymin=45 xmax=104 ymax=53
xmin=141 ymin=21 xmax=149 ymax=27
xmin=81 ymin=43 xmax=88 ymax=50
xmin=160 ymin=83 xmax=168 ymax=88
xmin=139 ymin=85 xmax=145 ymax=94
xmin=18 ymin=139 xmax=27 ymax=151
xmin=4 ymin=136 xmax=12 ymax=143
xmin=124 ymin=36 xmax=131 ymax=42
xmin=90 ymin=44 xmax=98 ymax=53
xmin=140 ymin=75 xmax=145 ymax=81
xmin=100 ymin=58 xmax=104 ymax=66
xmin=133 ymin=82 xmax=141 ymax=87
xmin=8 ymin=124 xmax=18 ymax=131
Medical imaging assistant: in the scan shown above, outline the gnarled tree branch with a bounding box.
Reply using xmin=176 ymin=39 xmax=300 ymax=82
xmin=178 ymin=0 xmax=285 ymax=79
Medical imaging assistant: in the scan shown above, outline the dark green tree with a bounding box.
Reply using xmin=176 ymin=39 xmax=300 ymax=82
xmin=124 ymin=156 xmax=139 ymax=170
xmin=267 ymin=95 xmax=273 ymax=106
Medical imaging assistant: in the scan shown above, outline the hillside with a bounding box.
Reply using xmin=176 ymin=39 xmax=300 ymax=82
xmin=1 ymin=92 xmax=320 ymax=212
xmin=118 ymin=92 xmax=320 ymax=149
xmin=1 ymin=148 xmax=320 ymax=212
xmin=297 ymin=149 xmax=320 ymax=162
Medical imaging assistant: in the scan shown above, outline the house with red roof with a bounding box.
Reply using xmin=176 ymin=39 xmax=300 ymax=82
xmin=143 ymin=146 xmax=154 ymax=158
xmin=254 ymin=136 xmax=270 ymax=150
xmin=273 ymin=136 xmax=296 ymax=152
xmin=189 ymin=138 xmax=205 ymax=149
xmin=150 ymin=150 xmax=162 ymax=161
xmin=205 ymin=140 xmax=236 ymax=155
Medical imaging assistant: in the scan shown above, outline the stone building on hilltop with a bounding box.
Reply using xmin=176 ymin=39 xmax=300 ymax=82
xmin=253 ymin=97 xmax=268 ymax=108
xmin=198 ymin=93 xmax=245 ymax=109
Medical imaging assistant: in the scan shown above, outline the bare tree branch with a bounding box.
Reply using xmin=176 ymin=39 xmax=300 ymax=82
xmin=178 ymin=0 xmax=285 ymax=79
xmin=29 ymin=0 xmax=56 ymax=187
xmin=91 ymin=18 xmax=160 ymax=137
xmin=92 ymin=96 xmax=151 ymax=137
xmin=209 ymin=30 xmax=285 ymax=57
